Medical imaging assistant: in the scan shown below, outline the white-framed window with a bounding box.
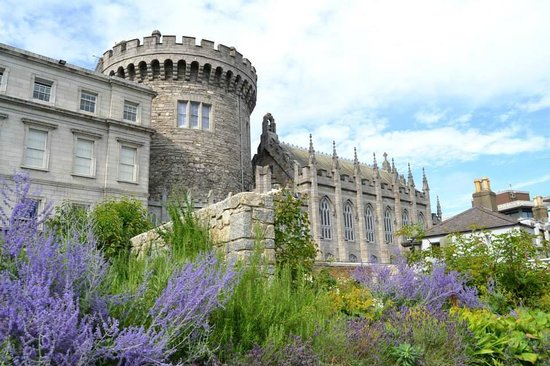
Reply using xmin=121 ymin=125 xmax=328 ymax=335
xmin=80 ymin=90 xmax=97 ymax=113
xmin=320 ymin=197 xmax=332 ymax=240
xmin=33 ymin=78 xmax=53 ymax=102
xmin=118 ymin=145 xmax=138 ymax=182
xmin=344 ymin=201 xmax=355 ymax=241
xmin=73 ymin=137 xmax=95 ymax=176
xmin=384 ymin=207 xmax=393 ymax=244
xmin=21 ymin=119 xmax=57 ymax=171
xmin=123 ymin=101 xmax=139 ymax=123
xmin=365 ymin=204 xmax=376 ymax=243
xmin=177 ymin=101 xmax=212 ymax=130
xmin=0 ymin=66 xmax=6 ymax=93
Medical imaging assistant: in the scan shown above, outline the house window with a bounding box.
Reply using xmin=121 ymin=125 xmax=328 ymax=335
xmin=80 ymin=91 xmax=97 ymax=113
xmin=24 ymin=128 xmax=48 ymax=168
xmin=402 ymin=209 xmax=409 ymax=227
xmin=384 ymin=207 xmax=393 ymax=244
xmin=33 ymin=79 xmax=53 ymax=102
xmin=123 ymin=101 xmax=139 ymax=122
xmin=344 ymin=201 xmax=355 ymax=241
xmin=177 ymin=101 xmax=211 ymax=130
xmin=119 ymin=145 xmax=138 ymax=182
xmin=349 ymin=254 xmax=358 ymax=262
xmin=370 ymin=254 xmax=378 ymax=264
xmin=0 ymin=68 xmax=4 ymax=88
xmin=365 ymin=204 xmax=375 ymax=243
xmin=320 ymin=197 xmax=332 ymax=240
xmin=73 ymin=137 xmax=95 ymax=176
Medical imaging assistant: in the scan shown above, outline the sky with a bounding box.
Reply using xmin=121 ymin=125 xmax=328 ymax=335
xmin=1 ymin=0 xmax=549 ymax=217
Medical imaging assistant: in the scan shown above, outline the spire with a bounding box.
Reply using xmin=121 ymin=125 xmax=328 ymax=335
xmin=437 ymin=196 xmax=442 ymax=218
xmin=407 ymin=163 xmax=415 ymax=187
xmin=353 ymin=147 xmax=359 ymax=166
xmin=422 ymin=167 xmax=429 ymax=191
xmin=391 ymin=158 xmax=396 ymax=173
xmin=332 ymin=141 xmax=339 ymax=170
xmin=308 ymin=134 xmax=316 ymax=165
xmin=382 ymin=152 xmax=391 ymax=171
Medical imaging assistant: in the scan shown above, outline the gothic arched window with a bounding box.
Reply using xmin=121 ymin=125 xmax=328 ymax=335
xmin=418 ymin=212 xmax=426 ymax=228
xmin=384 ymin=207 xmax=393 ymax=244
xmin=344 ymin=201 xmax=355 ymax=241
xmin=402 ymin=209 xmax=410 ymax=227
xmin=349 ymin=254 xmax=358 ymax=262
xmin=365 ymin=204 xmax=375 ymax=243
xmin=320 ymin=197 xmax=332 ymax=240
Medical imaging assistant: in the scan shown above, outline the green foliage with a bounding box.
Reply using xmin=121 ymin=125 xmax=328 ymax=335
xmin=46 ymin=201 xmax=90 ymax=240
xmin=442 ymin=230 xmax=550 ymax=310
xmin=210 ymin=244 xmax=335 ymax=362
xmin=390 ymin=343 xmax=422 ymax=366
xmin=458 ymin=307 xmax=550 ymax=365
xmin=274 ymin=189 xmax=317 ymax=273
xmin=157 ymin=197 xmax=212 ymax=261
xmin=91 ymin=197 xmax=152 ymax=259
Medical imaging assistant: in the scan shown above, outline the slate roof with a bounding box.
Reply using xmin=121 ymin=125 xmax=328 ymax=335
xmin=280 ymin=142 xmax=404 ymax=187
xmin=425 ymin=206 xmax=524 ymax=237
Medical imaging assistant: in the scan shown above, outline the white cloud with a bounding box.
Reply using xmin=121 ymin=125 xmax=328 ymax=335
xmin=517 ymin=96 xmax=550 ymax=113
xmin=513 ymin=174 xmax=550 ymax=189
xmin=414 ymin=109 xmax=446 ymax=126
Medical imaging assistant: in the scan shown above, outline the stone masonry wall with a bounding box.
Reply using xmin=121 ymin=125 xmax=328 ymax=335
xmin=131 ymin=190 xmax=275 ymax=262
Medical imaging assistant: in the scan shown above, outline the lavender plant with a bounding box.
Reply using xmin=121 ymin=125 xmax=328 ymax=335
xmin=354 ymin=255 xmax=480 ymax=309
xmin=0 ymin=173 xmax=236 ymax=365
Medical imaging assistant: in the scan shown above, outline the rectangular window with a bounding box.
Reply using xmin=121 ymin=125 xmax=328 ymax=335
xmin=33 ymin=79 xmax=52 ymax=102
xmin=74 ymin=138 xmax=94 ymax=176
xmin=24 ymin=128 xmax=48 ymax=168
xmin=80 ymin=91 xmax=97 ymax=113
xmin=176 ymin=101 xmax=211 ymax=130
xmin=119 ymin=145 xmax=137 ymax=182
xmin=123 ymin=101 xmax=138 ymax=122
xmin=177 ymin=101 xmax=188 ymax=127
xmin=0 ymin=69 xmax=3 ymax=86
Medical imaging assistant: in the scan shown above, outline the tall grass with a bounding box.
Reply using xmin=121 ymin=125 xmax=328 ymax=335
xmin=210 ymin=243 xmax=337 ymax=362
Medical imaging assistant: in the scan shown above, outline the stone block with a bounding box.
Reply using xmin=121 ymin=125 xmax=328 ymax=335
xmin=228 ymin=211 xmax=252 ymax=240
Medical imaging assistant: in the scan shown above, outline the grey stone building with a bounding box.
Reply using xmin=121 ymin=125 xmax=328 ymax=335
xmin=253 ymin=113 xmax=434 ymax=263
xmin=0 ymin=42 xmax=155 ymax=211
xmin=97 ymin=31 xmax=257 ymax=222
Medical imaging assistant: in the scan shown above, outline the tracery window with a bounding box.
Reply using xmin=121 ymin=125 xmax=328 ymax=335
xmin=343 ymin=201 xmax=355 ymax=241
xmin=402 ymin=209 xmax=410 ymax=227
xmin=384 ymin=207 xmax=393 ymax=244
xmin=365 ymin=204 xmax=375 ymax=243
xmin=418 ymin=212 xmax=426 ymax=228
xmin=320 ymin=197 xmax=332 ymax=240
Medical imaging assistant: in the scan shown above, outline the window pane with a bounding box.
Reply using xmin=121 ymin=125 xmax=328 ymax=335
xmin=74 ymin=157 xmax=92 ymax=175
xmin=74 ymin=138 xmax=93 ymax=175
xmin=25 ymin=148 xmax=45 ymax=167
xmin=119 ymin=146 xmax=137 ymax=181
xmin=25 ymin=129 xmax=47 ymax=167
xmin=76 ymin=139 xmax=93 ymax=158
xmin=190 ymin=102 xmax=199 ymax=128
xmin=119 ymin=164 xmax=134 ymax=181
xmin=120 ymin=146 xmax=136 ymax=164
xmin=123 ymin=102 xmax=138 ymax=122
xmin=80 ymin=91 xmax=97 ymax=113
xmin=201 ymin=104 xmax=210 ymax=129
xmin=33 ymin=81 xmax=51 ymax=101
xmin=177 ymin=101 xmax=187 ymax=127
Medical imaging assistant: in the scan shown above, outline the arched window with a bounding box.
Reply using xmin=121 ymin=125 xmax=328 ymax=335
xmin=177 ymin=60 xmax=186 ymax=80
xmin=402 ymin=209 xmax=409 ymax=227
xmin=365 ymin=204 xmax=375 ymax=243
xmin=418 ymin=212 xmax=426 ymax=228
xmin=164 ymin=59 xmax=173 ymax=80
xmin=325 ymin=252 xmax=334 ymax=261
xmin=384 ymin=207 xmax=393 ymax=244
xmin=349 ymin=254 xmax=358 ymax=262
xmin=190 ymin=61 xmax=199 ymax=82
xmin=151 ymin=60 xmax=160 ymax=79
xmin=116 ymin=66 xmax=125 ymax=78
xmin=214 ymin=67 xmax=223 ymax=86
xmin=127 ymin=64 xmax=136 ymax=81
xmin=370 ymin=254 xmax=378 ymax=264
xmin=344 ymin=201 xmax=354 ymax=241
xmin=138 ymin=61 xmax=147 ymax=81
xmin=320 ymin=197 xmax=332 ymax=240
xmin=202 ymin=64 xmax=212 ymax=84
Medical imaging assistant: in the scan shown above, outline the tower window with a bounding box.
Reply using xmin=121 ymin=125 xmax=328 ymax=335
xmin=344 ymin=201 xmax=355 ymax=241
xmin=320 ymin=197 xmax=332 ymax=240
xmin=384 ymin=207 xmax=393 ymax=244
xmin=365 ymin=204 xmax=375 ymax=243
xmin=177 ymin=101 xmax=212 ymax=130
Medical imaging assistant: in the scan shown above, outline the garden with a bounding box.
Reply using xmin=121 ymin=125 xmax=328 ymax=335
xmin=1 ymin=173 xmax=549 ymax=365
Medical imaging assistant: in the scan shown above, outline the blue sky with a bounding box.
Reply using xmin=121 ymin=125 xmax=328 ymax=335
xmin=1 ymin=0 xmax=549 ymax=217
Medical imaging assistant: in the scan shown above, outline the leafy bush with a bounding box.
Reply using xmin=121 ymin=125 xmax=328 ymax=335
xmin=238 ymin=336 xmax=319 ymax=366
xmin=458 ymin=307 xmax=550 ymax=365
xmin=91 ymin=197 xmax=152 ymax=259
xmin=274 ymin=189 xmax=317 ymax=273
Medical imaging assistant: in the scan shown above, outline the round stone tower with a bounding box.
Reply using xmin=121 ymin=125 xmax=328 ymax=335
xmin=98 ymin=30 xmax=257 ymax=215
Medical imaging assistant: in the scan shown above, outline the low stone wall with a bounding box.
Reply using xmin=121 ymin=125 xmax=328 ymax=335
xmin=131 ymin=191 xmax=275 ymax=262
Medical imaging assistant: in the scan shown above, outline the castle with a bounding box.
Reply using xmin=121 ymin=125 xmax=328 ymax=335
xmin=0 ymin=31 xmax=436 ymax=263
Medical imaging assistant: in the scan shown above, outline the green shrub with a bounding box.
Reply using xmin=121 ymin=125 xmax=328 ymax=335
xmin=91 ymin=197 xmax=152 ymax=259
xmin=46 ymin=201 xmax=91 ymax=241
xmin=274 ymin=189 xmax=317 ymax=274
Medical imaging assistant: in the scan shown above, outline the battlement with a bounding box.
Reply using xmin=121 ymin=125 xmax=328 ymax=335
xmin=101 ymin=31 xmax=256 ymax=80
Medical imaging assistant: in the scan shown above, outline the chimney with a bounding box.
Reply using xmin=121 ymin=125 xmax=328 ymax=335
xmin=472 ymin=177 xmax=497 ymax=211
xmin=533 ymin=196 xmax=549 ymax=222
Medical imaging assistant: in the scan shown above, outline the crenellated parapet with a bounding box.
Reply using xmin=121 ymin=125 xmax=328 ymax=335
xmin=98 ymin=31 xmax=257 ymax=111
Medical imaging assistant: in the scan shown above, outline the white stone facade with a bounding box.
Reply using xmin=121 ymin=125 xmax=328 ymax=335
xmin=0 ymin=43 xmax=156 ymax=210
